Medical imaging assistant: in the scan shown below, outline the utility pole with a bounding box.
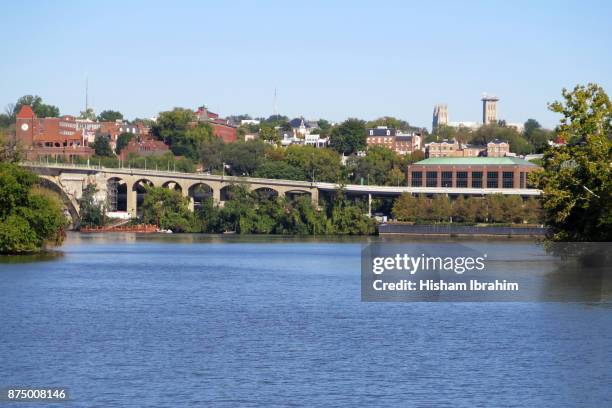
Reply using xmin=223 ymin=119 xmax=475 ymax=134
xmin=85 ymin=77 xmax=89 ymax=113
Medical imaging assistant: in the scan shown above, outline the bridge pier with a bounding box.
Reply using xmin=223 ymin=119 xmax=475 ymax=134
xmin=127 ymin=188 xmax=137 ymax=217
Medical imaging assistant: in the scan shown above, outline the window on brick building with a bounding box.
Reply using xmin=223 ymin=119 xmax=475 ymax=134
xmin=487 ymin=172 xmax=499 ymax=188
xmin=502 ymin=172 xmax=514 ymax=188
xmin=426 ymin=171 xmax=438 ymax=187
xmin=441 ymin=171 xmax=453 ymax=187
xmin=472 ymin=171 xmax=483 ymax=188
xmin=457 ymin=171 xmax=468 ymax=188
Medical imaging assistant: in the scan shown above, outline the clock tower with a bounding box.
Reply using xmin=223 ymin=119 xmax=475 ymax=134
xmin=16 ymin=105 xmax=37 ymax=146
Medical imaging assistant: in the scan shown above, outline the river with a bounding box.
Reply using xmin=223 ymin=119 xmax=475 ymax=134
xmin=1 ymin=233 xmax=611 ymax=407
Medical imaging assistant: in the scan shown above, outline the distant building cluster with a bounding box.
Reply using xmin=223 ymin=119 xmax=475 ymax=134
xmin=426 ymin=139 xmax=510 ymax=158
xmin=432 ymin=95 xmax=524 ymax=133
xmin=16 ymin=105 xmax=150 ymax=160
xmin=15 ymin=104 xmax=239 ymax=161
xmin=280 ymin=118 xmax=329 ymax=148
xmin=365 ymin=126 xmax=422 ymax=155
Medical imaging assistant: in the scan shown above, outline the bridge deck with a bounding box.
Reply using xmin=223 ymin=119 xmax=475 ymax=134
xmin=22 ymin=162 xmax=541 ymax=196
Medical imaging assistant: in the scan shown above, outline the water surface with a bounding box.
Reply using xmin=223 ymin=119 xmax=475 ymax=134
xmin=0 ymin=233 xmax=610 ymax=407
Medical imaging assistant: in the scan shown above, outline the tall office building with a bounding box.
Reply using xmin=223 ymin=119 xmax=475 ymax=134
xmin=482 ymin=95 xmax=499 ymax=125
xmin=432 ymin=104 xmax=448 ymax=130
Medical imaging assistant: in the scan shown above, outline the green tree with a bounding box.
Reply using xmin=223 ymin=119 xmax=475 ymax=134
xmin=523 ymin=197 xmax=543 ymax=224
xmin=259 ymin=124 xmax=280 ymax=144
xmin=534 ymin=83 xmax=612 ymax=241
xmin=366 ymin=116 xmax=411 ymax=131
xmin=352 ymin=146 xmax=401 ymax=185
xmin=115 ymin=132 xmax=134 ymax=154
xmin=284 ymin=145 xmax=342 ymax=182
xmin=78 ymin=184 xmax=106 ymax=228
xmin=222 ymin=140 xmax=266 ymax=176
xmin=329 ymin=118 xmax=367 ymax=155
xmin=0 ymin=163 xmax=66 ymax=253
xmin=392 ymin=193 xmax=417 ymax=221
xmin=13 ymin=95 xmax=60 ymax=118
xmin=199 ymin=138 xmax=224 ymax=172
xmin=429 ymin=195 xmax=452 ymax=222
xmin=92 ymin=135 xmax=114 ymax=157
xmin=79 ymin=108 xmax=96 ymax=120
xmin=152 ymin=108 xmax=211 ymax=160
xmin=486 ymin=194 xmax=505 ymax=223
xmin=140 ymin=186 xmax=194 ymax=232
xmin=98 ymin=110 xmax=124 ymax=122
xmin=254 ymin=161 xmax=304 ymax=180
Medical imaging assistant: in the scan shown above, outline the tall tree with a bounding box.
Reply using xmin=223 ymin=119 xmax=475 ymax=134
xmin=92 ymin=135 xmax=114 ymax=157
xmin=329 ymin=118 xmax=367 ymax=155
xmin=97 ymin=110 xmax=124 ymax=122
xmin=0 ymin=163 xmax=65 ymax=253
xmin=152 ymin=108 xmax=212 ymax=160
xmin=534 ymin=83 xmax=612 ymax=241
xmin=79 ymin=108 xmax=96 ymax=121
xmin=115 ymin=132 xmax=134 ymax=154
xmin=13 ymin=95 xmax=60 ymax=118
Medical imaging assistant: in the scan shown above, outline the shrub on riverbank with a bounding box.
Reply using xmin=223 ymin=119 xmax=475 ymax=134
xmin=392 ymin=193 xmax=543 ymax=224
xmin=138 ymin=184 xmax=376 ymax=235
xmin=0 ymin=163 xmax=66 ymax=253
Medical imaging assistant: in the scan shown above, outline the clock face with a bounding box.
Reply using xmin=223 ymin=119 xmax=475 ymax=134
xmin=21 ymin=123 xmax=29 ymax=131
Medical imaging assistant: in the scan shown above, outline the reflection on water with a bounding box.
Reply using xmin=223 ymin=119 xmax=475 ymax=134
xmin=0 ymin=250 xmax=64 ymax=264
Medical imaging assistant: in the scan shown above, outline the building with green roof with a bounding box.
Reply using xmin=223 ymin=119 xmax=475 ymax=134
xmin=406 ymin=157 xmax=540 ymax=190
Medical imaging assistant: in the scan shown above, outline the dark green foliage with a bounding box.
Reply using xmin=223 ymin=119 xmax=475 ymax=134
xmin=151 ymin=108 xmax=213 ymax=160
xmin=535 ymin=83 xmax=612 ymax=241
xmin=140 ymin=186 xmax=195 ymax=232
xmin=0 ymin=163 xmax=66 ymax=253
xmin=92 ymin=135 xmax=114 ymax=157
xmin=78 ymin=184 xmax=106 ymax=228
xmin=97 ymin=110 xmax=123 ymax=122
xmin=13 ymin=95 xmax=60 ymax=118
xmin=115 ymin=132 xmax=134 ymax=154
xmin=254 ymin=161 xmax=304 ymax=180
xmin=136 ymin=183 xmax=375 ymax=235
xmin=329 ymin=118 xmax=367 ymax=155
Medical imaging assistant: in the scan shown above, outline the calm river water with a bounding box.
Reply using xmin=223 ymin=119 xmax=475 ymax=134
xmin=0 ymin=233 xmax=611 ymax=407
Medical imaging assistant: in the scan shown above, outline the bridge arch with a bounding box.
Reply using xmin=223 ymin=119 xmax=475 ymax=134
xmin=285 ymin=189 xmax=312 ymax=201
xmin=252 ymin=186 xmax=281 ymax=199
xmin=107 ymin=177 xmax=128 ymax=212
xmin=162 ymin=180 xmax=182 ymax=192
xmin=132 ymin=179 xmax=154 ymax=216
xmin=36 ymin=175 xmax=80 ymax=228
xmin=188 ymin=183 xmax=213 ymax=211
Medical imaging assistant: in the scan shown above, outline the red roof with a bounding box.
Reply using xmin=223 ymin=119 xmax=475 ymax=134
xmin=16 ymin=105 xmax=36 ymax=119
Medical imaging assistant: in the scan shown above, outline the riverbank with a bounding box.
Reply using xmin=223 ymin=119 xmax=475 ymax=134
xmin=379 ymin=223 xmax=548 ymax=237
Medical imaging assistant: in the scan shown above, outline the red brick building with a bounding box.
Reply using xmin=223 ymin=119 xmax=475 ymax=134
xmin=196 ymin=106 xmax=237 ymax=143
xmin=119 ymin=136 xmax=170 ymax=160
xmin=406 ymin=157 xmax=539 ymax=190
xmin=16 ymin=105 xmax=94 ymax=160
xmin=366 ymin=127 xmax=422 ymax=155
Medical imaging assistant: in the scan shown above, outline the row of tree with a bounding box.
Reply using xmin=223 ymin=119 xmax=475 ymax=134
xmin=138 ymin=184 xmax=376 ymax=235
xmin=392 ymin=194 xmax=543 ymax=224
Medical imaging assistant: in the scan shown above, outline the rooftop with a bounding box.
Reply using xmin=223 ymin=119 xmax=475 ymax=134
xmin=414 ymin=157 xmax=537 ymax=166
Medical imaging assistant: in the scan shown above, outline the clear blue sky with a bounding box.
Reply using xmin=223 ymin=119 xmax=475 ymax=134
xmin=1 ymin=0 xmax=611 ymax=130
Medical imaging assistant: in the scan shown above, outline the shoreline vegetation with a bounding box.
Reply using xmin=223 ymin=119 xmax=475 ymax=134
xmin=1 ymin=83 xmax=611 ymax=254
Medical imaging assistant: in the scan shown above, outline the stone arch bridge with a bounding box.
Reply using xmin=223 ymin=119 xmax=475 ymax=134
xmin=23 ymin=163 xmax=541 ymax=219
